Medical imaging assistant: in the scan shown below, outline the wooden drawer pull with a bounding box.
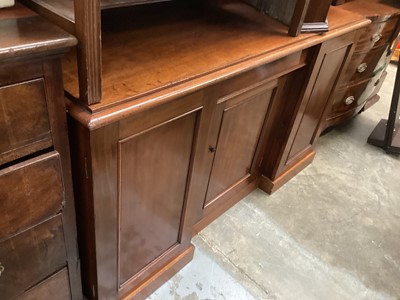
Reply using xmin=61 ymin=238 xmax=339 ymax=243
xmin=371 ymin=33 xmax=382 ymax=43
xmin=345 ymin=96 xmax=355 ymax=105
xmin=357 ymin=63 xmax=368 ymax=73
xmin=0 ymin=263 xmax=4 ymax=277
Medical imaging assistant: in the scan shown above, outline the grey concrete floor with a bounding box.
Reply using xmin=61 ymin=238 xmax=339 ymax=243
xmin=148 ymin=63 xmax=400 ymax=300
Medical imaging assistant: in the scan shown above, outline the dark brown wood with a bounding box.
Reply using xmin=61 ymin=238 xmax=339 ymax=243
xmin=61 ymin=2 xmax=368 ymax=111
xmin=0 ymin=5 xmax=81 ymax=299
xmin=69 ymin=91 xmax=208 ymax=299
xmin=0 ymin=2 xmax=75 ymax=60
xmin=62 ymin=5 xmax=370 ymax=299
xmin=67 ymin=118 xmax=98 ymax=300
xmin=73 ymin=0 xmax=102 ymax=105
xmin=118 ymin=113 xmax=196 ymax=285
xmin=260 ymin=31 xmax=358 ymax=193
xmin=42 ymin=57 xmax=83 ymax=300
xmin=0 ymin=79 xmax=52 ymax=165
xmin=324 ymin=0 xmax=400 ymax=129
xmin=259 ymin=150 xmax=315 ymax=194
xmin=304 ymin=0 xmax=331 ymax=23
xmin=204 ymin=80 xmax=276 ymax=208
xmin=331 ymin=0 xmax=347 ymax=6
xmin=19 ymin=268 xmax=71 ymax=300
xmin=193 ymin=178 xmax=258 ymax=234
xmin=0 ymin=216 xmax=66 ymax=300
xmin=0 ymin=152 xmax=63 ymax=239
xmin=121 ymin=244 xmax=195 ymax=300
xmin=288 ymin=0 xmax=310 ymax=37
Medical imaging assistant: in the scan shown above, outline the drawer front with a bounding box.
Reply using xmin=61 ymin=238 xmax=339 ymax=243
xmin=346 ymin=45 xmax=390 ymax=83
xmin=331 ymin=77 xmax=374 ymax=115
xmin=19 ymin=268 xmax=71 ymax=300
xmin=355 ymin=17 xmax=399 ymax=52
xmin=0 ymin=152 xmax=64 ymax=239
xmin=0 ymin=215 xmax=67 ymax=299
xmin=0 ymin=79 xmax=52 ymax=165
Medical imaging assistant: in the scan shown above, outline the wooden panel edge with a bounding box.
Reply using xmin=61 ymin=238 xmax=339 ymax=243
xmin=121 ymin=244 xmax=195 ymax=300
xmin=259 ymin=150 xmax=315 ymax=194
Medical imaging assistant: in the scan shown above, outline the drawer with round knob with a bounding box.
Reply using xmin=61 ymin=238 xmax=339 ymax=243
xmin=345 ymin=44 xmax=390 ymax=83
xmin=331 ymin=76 xmax=374 ymax=115
xmin=355 ymin=16 xmax=399 ymax=52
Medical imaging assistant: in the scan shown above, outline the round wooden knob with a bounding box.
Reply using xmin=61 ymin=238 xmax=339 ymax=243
xmin=0 ymin=263 xmax=4 ymax=277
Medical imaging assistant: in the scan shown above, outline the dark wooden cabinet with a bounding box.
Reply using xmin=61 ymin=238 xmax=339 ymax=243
xmin=68 ymin=91 xmax=212 ymax=299
xmin=204 ymin=81 xmax=275 ymax=206
xmin=195 ymin=77 xmax=278 ymax=231
xmin=13 ymin=0 xmax=381 ymax=298
xmin=0 ymin=4 xmax=81 ymax=299
xmin=259 ymin=31 xmax=359 ymax=193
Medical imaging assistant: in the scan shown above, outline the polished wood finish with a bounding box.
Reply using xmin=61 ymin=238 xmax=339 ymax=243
xmin=324 ymin=0 xmax=400 ymax=129
xmin=12 ymin=0 xmax=376 ymax=298
xmin=204 ymin=81 xmax=275 ymax=206
xmin=259 ymin=150 xmax=315 ymax=194
xmin=121 ymin=244 xmax=195 ymax=300
xmin=0 ymin=4 xmax=81 ymax=299
xmin=0 ymin=216 xmax=66 ymax=299
xmin=260 ymin=31 xmax=358 ymax=194
xmin=118 ymin=113 xmax=196 ymax=285
xmin=0 ymin=79 xmax=51 ymax=165
xmin=0 ymin=152 xmax=63 ymax=239
xmin=0 ymin=3 xmax=75 ymax=60
xmin=73 ymin=0 xmax=102 ymax=104
xmin=59 ymin=2 xmax=371 ymax=298
xmin=68 ymin=91 xmax=208 ymax=299
xmin=25 ymin=0 xmax=365 ymax=107
xmin=288 ymin=0 xmax=310 ymax=37
xmin=19 ymin=268 xmax=71 ymax=300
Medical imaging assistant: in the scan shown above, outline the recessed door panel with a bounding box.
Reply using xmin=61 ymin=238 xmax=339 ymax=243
xmin=118 ymin=112 xmax=196 ymax=286
xmin=205 ymin=85 xmax=274 ymax=206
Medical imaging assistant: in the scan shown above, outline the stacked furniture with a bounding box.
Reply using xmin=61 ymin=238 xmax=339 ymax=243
xmin=13 ymin=0 xmax=400 ymax=299
xmin=0 ymin=3 xmax=82 ymax=299
xmin=325 ymin=0 xmax=400 ymax=129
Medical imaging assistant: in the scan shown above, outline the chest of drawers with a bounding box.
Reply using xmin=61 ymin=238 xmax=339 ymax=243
xmin=0 ymin=3 xmax=81 ymax=299
xmin=325 ymin=0 xmax=400 ymax=129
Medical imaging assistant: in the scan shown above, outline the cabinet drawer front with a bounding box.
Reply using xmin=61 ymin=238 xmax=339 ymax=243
xmin=355 ymin=17 xmax=399 ymax=52
xmin=346 ymin=45 xmax=390 ymax=83
xmin=0 ymin=152 xmax=64 ymax=239
xmin=331 ymin=77 xmax=373 ymax=115
xmin=0 ymin=216 xmax=67 ymax=299
xmin=19 ymin=268 xmax=71 ymax=300
xmin=0 ymin=79 xmax=52 ymax=165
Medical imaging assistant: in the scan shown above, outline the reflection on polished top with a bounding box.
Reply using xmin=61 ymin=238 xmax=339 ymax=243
xmin=0 ymin=3 xmax=76 ymax=60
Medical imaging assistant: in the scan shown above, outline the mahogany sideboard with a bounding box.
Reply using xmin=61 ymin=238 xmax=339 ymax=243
xmin=0 ymin=4 xmax=82 ymax=299
xmin=63 ymin=2 xmax=371 ymax=299
xmin=11 ymin=0 xmax=400 ymax=299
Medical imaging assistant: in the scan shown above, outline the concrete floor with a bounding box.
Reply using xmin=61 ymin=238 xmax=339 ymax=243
xmin=148 ymin=62 xmax=400 ymax=300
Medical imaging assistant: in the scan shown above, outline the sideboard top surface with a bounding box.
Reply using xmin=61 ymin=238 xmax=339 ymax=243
xmin=64 ymin=0 xmax=370 ymax=121
xmin=340 ymin=0 xmax=400 ymax=19
xmin=0 ymin=3 xmax=76 ymax=60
